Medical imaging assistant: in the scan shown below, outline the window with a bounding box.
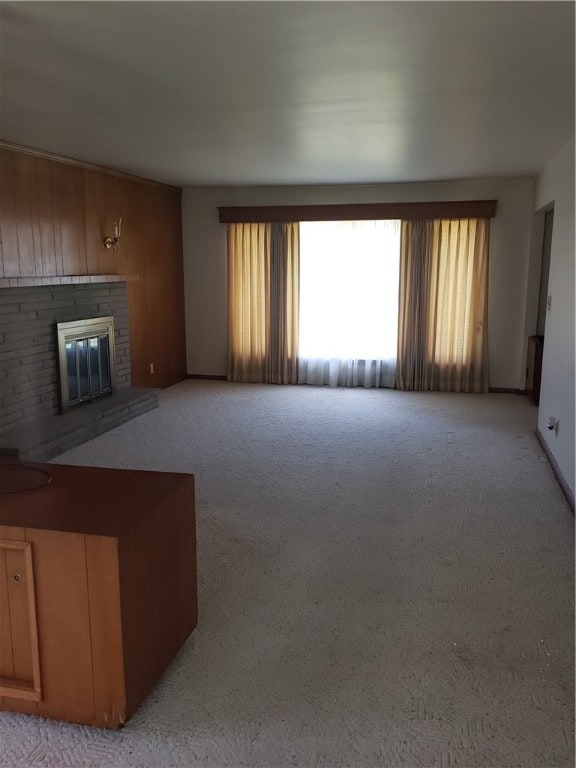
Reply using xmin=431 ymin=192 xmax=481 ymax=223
xmin=298 ymin=219 xmax=401 ymax=387
xmin=225 ymin=209 xmax=491 ymax=393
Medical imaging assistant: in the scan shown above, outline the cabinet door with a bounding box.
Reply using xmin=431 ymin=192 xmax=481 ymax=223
xmin=0 ymin=539 xmax=41 ymax=700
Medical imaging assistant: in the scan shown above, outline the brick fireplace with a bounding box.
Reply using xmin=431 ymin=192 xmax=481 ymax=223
xmin=0 ymin=281 xmax=158 ymax=460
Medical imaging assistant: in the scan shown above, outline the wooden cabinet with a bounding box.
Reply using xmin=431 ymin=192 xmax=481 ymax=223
xmin=0 ymin=462 xmax=197 ymax=729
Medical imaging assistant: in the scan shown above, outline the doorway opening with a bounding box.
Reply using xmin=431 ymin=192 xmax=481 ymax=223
xmin=527 ymin=207 xmax=553 ymax=404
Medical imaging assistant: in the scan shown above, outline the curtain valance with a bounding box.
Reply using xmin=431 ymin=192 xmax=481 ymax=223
xmin=218 ymin=200 xmax=497 ymax=224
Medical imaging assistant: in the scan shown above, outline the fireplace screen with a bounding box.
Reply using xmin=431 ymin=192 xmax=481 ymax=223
xmin=57 ymin=316 xmax=116 ymax=412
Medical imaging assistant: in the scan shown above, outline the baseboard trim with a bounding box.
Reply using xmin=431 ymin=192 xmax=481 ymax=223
xmin=189 ymin=379 xmax=529 ymax=392
xmin=535 ymin=428 xmax=575 ymax=511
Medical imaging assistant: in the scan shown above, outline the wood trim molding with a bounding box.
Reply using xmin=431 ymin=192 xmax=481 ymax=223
xmin=0 ymin=275 xmax=137 ymax=289
xmin=0 ymin=141 xmax=181 ymax=192
xmin=0 ymin=539 xmax=42 ymax=701
xmin=535 ymin=428 xmax=575 ymax=511
xmin=186 ymin=374 xmax=228 ymax=381
xmin=218 ymin=200 xmax=497 ymax=224
xmin=489 ymin=387 xmax=526 ymax=395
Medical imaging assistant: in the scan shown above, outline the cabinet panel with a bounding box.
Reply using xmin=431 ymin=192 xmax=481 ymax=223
xmin=0 ymin=540 xmax=41 ymax=701
xmin=119 ymin=479 xmax=197 ymax=718
xmin=28 ymin=529 xmax=95 ymax=723
xmin=85 ymin=535 xmax=126 ymax=726
xmin=0 ymin=549 xmax=15 ymax=680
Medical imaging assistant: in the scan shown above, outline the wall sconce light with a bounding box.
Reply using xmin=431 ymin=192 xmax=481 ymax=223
xmin=104 ymin=218 xmax=122 ymax=251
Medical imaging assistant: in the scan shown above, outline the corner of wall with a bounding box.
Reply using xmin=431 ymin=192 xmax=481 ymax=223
xmin=534 ymin=137 xmax=575 ymax=498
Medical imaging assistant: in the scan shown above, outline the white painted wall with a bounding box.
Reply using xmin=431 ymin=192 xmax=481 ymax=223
xmin=534 ymin=138 xmax=575 ymax=496
xmin=182 ymin=178 xmax=534 ymax=388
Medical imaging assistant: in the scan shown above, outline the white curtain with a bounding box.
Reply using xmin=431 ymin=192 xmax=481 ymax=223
xmin=298 ymin=219 xmax=401 ymax=388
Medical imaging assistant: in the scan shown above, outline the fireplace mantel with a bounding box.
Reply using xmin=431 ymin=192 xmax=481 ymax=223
xmin=0 ymin=275 xmax=137 ymax=288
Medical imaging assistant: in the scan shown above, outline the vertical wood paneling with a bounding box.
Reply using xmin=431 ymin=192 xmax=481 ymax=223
xmin=73 ymin=166 xmax=88 ymax=275
xmin=128 ymin=182 xmax=186 ymax=388
xmin=144 ymin=187 xmax=167 ymax=386
xmin=58 ymin=164 xmax=88 ymax=275
xmin=49 ymin=160 xmax=64 ymax=275
xmin=28 ymin=159 xmax=43 ymax=276
xmin=35 ymin=157 xmax=57 ymax=276
xmin=56 ymin=163 xmax=78 ymax=275
xmin=139 ymin=184 xmax=161 ymax=386
xmin=117 ymin=176 xmax=137 ymax=280
xmin=13 ymin=154 xmax=36 ymax=276
xmin=165 ymin=197 xmax=187 ymax=387
xmin=82 ymin=167 xmax=98 ymax=275
xmin=0 ymin=152 xmax=19 ymax=278
xmin=123 ymin=180 xmax=147 ymax=385
xmin=0 ymin=147 xmax=187 ymax=389
xmin=83 ymin=168 xmax=122 ymax=276
xmin=83 ymin=169 xmax=100 ymax=275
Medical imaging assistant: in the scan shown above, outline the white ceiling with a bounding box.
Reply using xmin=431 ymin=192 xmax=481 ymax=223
xmin=1 ymin=1 xmax=574 ymax=187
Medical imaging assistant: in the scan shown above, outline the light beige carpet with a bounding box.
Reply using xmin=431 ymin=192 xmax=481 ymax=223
xmin=1 ymin=381 xmax=574 ymax=768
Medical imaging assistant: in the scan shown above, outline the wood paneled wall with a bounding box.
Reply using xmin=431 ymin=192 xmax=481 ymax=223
xmin=0 ymin=147 xmax=186 ymax=389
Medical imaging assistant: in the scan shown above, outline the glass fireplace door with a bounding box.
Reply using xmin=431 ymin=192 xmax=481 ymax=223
xmin=57 ymin=316 xmax=116 ymax=412
xmin=65 ymin=334 xmax=112 ymax=406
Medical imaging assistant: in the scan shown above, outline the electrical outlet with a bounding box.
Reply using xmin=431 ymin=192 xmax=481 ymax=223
xmin=547 ymin=417 xmax=559 ymax=436
xmin=149 ymin=363 xmax=154 ymax=374
xmin=547 ymin=295 xmax=552 ymax=311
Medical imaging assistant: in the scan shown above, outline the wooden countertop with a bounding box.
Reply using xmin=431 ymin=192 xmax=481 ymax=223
xmin=0 ymin=460 xmax=195 ymax=538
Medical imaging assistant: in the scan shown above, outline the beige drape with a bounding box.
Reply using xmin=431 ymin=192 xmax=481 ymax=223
xmin=227 ymin=222 xmax=299 ymax=383
xmin=397 ymin=218 xmax=489 ymax=392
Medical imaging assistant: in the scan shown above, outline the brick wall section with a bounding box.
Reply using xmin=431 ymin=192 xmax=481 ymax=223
xmin=0 ymin=283 xmax=131 ymax=431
